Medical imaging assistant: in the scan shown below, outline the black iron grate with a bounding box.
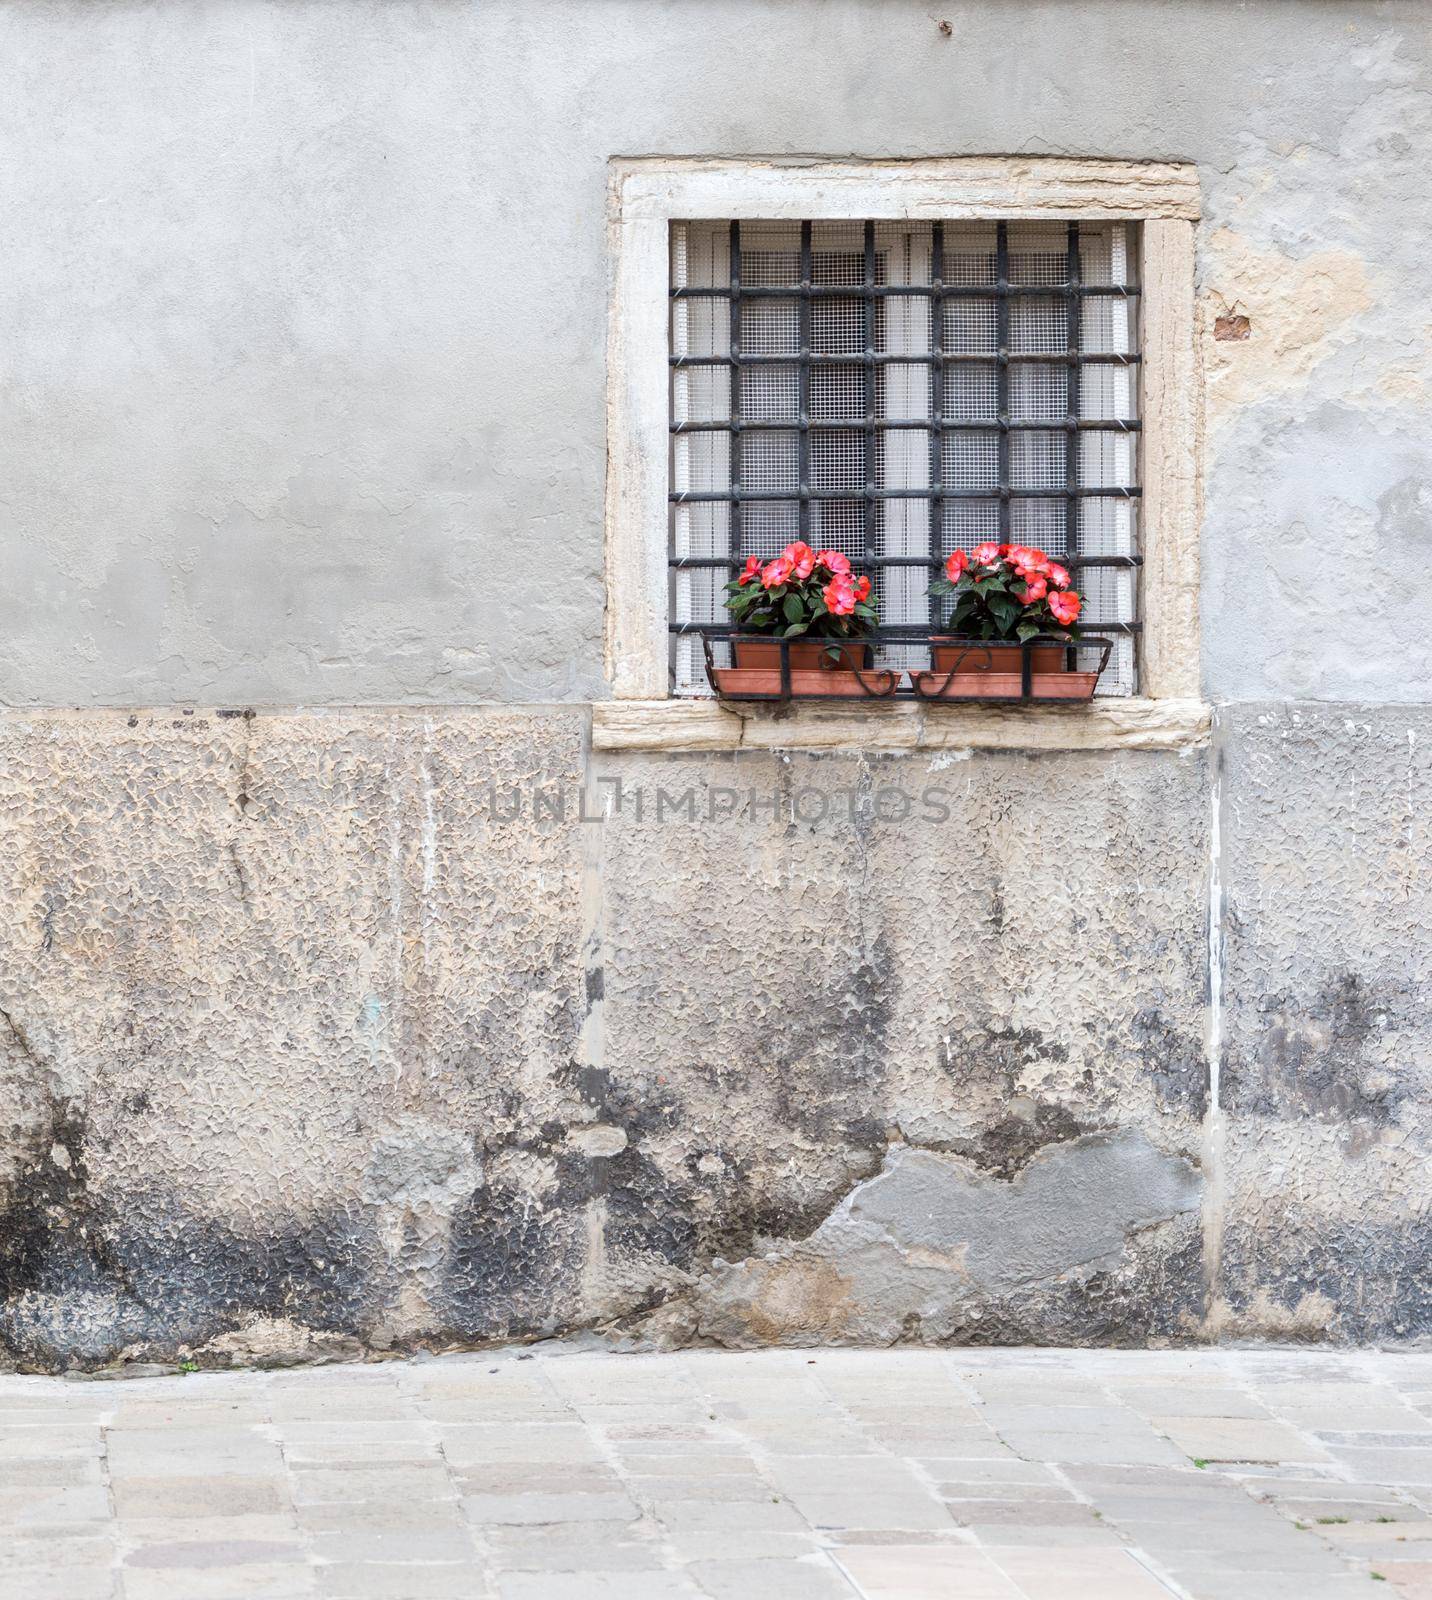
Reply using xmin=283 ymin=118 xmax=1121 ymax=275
xmin=668 ymin=219 xmax=1142 ymax=694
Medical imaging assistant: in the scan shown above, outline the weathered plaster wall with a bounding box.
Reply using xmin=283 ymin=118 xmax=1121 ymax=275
xmin=1 ymin=1 xmax=1430 ymax=1365
xmin=1 ymin=0 xmax=1427 ymax=704
xmin=7 ymin=703 xmax=1432 ymax=1368
xmin=0 ymin=710 xmax=1212 ymax=1367
xmin=1215 ymin=705 xmax=1432 ymax=1343
xmin=1199 ymin=32 xmax=1432 ymax=702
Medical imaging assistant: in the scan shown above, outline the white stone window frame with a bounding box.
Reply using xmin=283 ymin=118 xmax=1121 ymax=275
xmin=600 ymin=157 xmax=1204 ymax=753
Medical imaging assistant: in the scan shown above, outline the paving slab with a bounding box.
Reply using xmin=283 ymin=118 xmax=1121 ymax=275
xmin=6 ymin=1348 xmax=1432 ymax=1597
xmin=833 ymin=1544 xmax=1025 ymax=1599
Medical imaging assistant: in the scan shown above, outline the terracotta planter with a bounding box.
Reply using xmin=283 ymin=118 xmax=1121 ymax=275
xmin=929 ymin=639 xmax=1067 ymax=675
xmin=714 ymin=636 xmax=892 ymax=700
xmin=915 ymin=637 xmax=1099 ymax=702
xmin=733 ymin=638 xmax=871 ymax=672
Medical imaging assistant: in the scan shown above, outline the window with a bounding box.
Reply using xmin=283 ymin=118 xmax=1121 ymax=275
xmin=602 ymin=159 xmax=1201 ymax=746
xmin=670 ymin=219 xmax=1141 ymax=695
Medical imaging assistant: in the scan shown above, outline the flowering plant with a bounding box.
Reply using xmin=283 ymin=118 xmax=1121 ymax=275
xmin=928 ymin=542 xmax=1083 ymax=642
xmin=723 ymin=541 xmax=878 ymax=640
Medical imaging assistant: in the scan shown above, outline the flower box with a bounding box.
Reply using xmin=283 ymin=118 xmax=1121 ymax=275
xmin=733 ymin=639 xmax=870 ymax=673
xmin=911 ymin=636 xmax=1100 ymax=702
xmin=714 ymin=637 xmax=892 ymax=699
xmin=710 ymin=665 xmax=898 ymax=699
xmin=699 ymin=540 xmax=1111 ymax=705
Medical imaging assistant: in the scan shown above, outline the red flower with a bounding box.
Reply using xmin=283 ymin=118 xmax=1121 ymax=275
xmin=761 ymin=556 xmax=794 ymax=589
xmin=1047 ymin=562 xmax=1072 ymax=591
xmin=736 ymin=555 xmax=762 ymax=587
xmin=971 ymin=542 xmax=1001 ymax=566
xmin=1049 ymin=590 xmax=1081 ymax=626
xmin=853 ymin=575 xmax=872 ymax=601
xmin=782 ymin=541 xmax=816 ymax=580
xmin=1008 ymin=545 xmax=1050 ymax=575
xmin=824 ymin=578 xmax=857 ymax=616
xmin=1016 ymin=577 xmax=1048 ymax=605
xmin=815 ymin=549 xmax=852 ymax=576
xmin=945 ymin=550 xmax=968 ymax=582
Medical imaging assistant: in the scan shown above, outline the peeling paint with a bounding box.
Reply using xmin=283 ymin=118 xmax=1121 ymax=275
xmin=646 ymin=1131 xmax=1202 ymax=1349
xmin=1202 ymin=229 xmax=1373 ymax=422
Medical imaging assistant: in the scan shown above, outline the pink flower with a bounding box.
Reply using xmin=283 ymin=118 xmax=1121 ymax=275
xmin=824 ymin=578 xmax=857 ymax=616
xmin=1049 ymin=590 xmax=1081 ymax=626
xmin=737 ymin=555 xmax=762 ymax=587
xmin=1046 ymin=562 xmax=1072 ymax=591
xmin=971 ymin=542 xmax=1001 ymax=567
xmin=1007 ymin=546 xmax=1049 ymax=577
xmin=853 ymin=575 xmax=872 ymax=602
xmin=761 ymin=556 xmax=794 ymax=589
xmin=782 ymin=541 xmax=816 ymax=580
xmin=815 ymin=549 xmax=852 ymax=576
xmin=1016 ymin=577 xmax=1048 ymax=605
xmin=945 ymin=550 xmax=968 ymax=582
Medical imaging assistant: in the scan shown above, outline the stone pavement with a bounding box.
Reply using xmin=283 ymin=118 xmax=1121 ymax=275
xmin=6 ymin=1348 xmax=1432 ymax=1599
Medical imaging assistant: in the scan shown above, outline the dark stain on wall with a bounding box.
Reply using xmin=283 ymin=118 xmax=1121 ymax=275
xmin=0 ymin=1103 xmax=110 ymax=1301
xmin=1220 ymin=1216 xmax=1432 ymax=1342
xmin=940 ymin=1021 xmax=1070 ymax=1094
xmin=1129 ymin=1006 xmax=1209 ymax=1119
xmin=441 ymin=1179 xmax=583 ymax=1340
xmin=959 ymin=1102 xmax=1091 ymax=1180
xmin=1226 ymin=971 xmax=1399 ymax=1123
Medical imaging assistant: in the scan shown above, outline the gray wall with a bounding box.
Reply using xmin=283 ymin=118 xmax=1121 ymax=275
xmin=2 ymin=0 xmax=1431 ymax=1370
xmin=2 ymin=0 xmax=1428 ymax=705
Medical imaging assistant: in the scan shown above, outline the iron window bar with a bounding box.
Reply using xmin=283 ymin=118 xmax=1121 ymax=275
xmin=677 ymin=621 xmax=1140 ymax=637
xmin=669 ymin=553 xmax=1141 ymax=570
xmin=672 ymin=487 xmax=1140 ymax=503
xmin=797 ymin=220 xmax=813 ymax=549
xmin=728 ymin=221 xmax=743 ymax=565
xmin=671 ymin=284 xmax=1141 ymax=299
xmin=671 ymin=418 xmax=1141 ymax=433
xmin=994 ymin=222 xmax=1013 ymax=554
xmin=671 ymin=352 xmax=1141 ymax=366
xmin=929 ymin=221 xmax=946 ymax=638
xmin=862 ymin=219 xmax=878 ymax=574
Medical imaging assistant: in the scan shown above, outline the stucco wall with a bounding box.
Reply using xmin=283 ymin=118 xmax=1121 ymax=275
xmin=1 ymin=0 xmax=1427 ymax=705
xmin=1 ymin=0 xmax=1430 ymax=1368
xmin=1 ymin=709 xmax=1215 ymax=1366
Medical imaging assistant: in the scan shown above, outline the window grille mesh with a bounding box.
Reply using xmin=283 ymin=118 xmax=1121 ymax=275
xmin=669 ymin=220 xmax=1141 ymax=695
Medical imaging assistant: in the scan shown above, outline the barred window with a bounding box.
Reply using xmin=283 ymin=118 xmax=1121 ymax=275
xmin=669 ymin=220 xmax=1141 ymax=696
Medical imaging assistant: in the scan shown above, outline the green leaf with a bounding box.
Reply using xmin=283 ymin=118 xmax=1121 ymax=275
xmin=783 ymin=621 xmax=808 ymax=637
xmin=782 ymin=593 xmax=805 ymax=624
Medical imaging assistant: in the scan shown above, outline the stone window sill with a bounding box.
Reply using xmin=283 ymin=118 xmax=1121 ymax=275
xmin=591 ymin=696 xmax=1211 ymax=753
